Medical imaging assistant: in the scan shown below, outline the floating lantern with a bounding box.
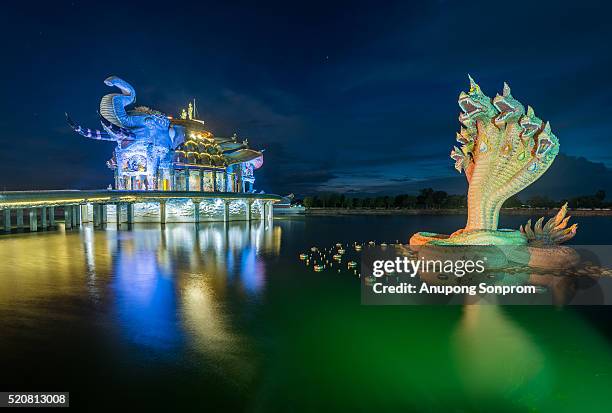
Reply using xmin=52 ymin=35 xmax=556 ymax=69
xmin=336 ymin=243 xmax=342 ymax=247
xmin=311 ymin=247 xmax=318 ymax=252
xmin=348 ymin=261 xmax=357 ymax=268
xmin=338 ymin=249 xmax=346 ymax=254
xmin=355 ymin=245 xmax=362 ymax=251
xmin=333 ymin=254 xmax=342 ymax=260
xmin=299 ymin=253 xmax=308 ymax=260
xmin=368 ymin=241 xmax=375 ymax=246
xmin=380 ymin=243 xmax=387 ymax=247
xmin=314 ymin=264 xmax=324 ymax=272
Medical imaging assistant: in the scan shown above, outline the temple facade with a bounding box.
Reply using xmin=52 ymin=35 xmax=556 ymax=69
xmin=68 ymin=76 xmax=264 ymax=193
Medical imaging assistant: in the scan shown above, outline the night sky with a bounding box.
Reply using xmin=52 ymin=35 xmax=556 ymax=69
xmin=1 ymin=0 xmax=611 ymax=197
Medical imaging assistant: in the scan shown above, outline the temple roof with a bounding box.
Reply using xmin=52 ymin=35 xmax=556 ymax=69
xmin=172 ymin=121 xmax=263 ymax=169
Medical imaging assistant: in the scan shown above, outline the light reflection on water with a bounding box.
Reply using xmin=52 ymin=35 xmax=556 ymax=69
xmin=0 ymin=222 xmax=280 ymax=357
xmin=1 ymin=215 xmax=612 ymax=411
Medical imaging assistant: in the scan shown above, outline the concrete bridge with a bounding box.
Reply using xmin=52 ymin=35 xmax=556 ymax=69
xmin=0 ymin=190 xmax=282 ymax=233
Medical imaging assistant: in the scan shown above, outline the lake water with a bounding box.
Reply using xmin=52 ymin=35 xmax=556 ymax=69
xmin=1 ymin=215 xmax=611 ymax=412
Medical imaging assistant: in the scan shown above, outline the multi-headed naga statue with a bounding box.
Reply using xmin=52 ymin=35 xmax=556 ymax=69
xmin=411 ymin=77 xmax=577 ymax=251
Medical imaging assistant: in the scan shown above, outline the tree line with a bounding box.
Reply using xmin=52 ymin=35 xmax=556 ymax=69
xmin=301 ymin=188 xmax=609 ymax=210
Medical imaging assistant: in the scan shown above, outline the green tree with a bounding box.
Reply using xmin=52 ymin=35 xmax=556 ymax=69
xmin=303 ymin=196 xmax=314 ymax=208
xmin=417 ymin=188 xmax=435 ymax=209
xmin=432 ymin=191 xmax=448 ymax=208
xmin=502 ymin=195 xmax=523 ymax=208
xmin=527 ymin=195 xmax=555 ymax=208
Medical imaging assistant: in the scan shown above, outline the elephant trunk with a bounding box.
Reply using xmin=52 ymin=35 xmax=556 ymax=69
xmin=99 ymin=76 xmax=137 ymax=128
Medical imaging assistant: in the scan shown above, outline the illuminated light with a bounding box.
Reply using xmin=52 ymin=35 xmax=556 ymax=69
xmin=299 ymin=253 xmax=308 ymax=260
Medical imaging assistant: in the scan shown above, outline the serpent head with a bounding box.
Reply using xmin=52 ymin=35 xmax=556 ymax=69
xmin=519 ymin=106 xmax=543 ymax=141
xmin=458 ymin=76 xmax=498 ymax=130
xmin=493 ymin=83 xmax=525 ymax=126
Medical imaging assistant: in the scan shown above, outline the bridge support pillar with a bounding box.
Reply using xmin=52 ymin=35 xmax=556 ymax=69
xmin=193 ymin=201 xmax=200 ymax=224
xmin=246 ymin=200 xmax=252 ymax=222
xmin=115 ymin=203 xmax=122 ymax=229
xmin=3 ymin=209 xmax=10 ymax=233
xmin=160 ymin=201 xmax=166 ymax=225
xmin=223 ymin=200 xmax=229 ymax=222
xmin=126 ymin=203 xmax=134 ymax=226
xmin=80 ymin=205 xmax=89 ymax=223
xmin=29 ymin=209 xmax=38 ymax=232
xmin=16 ymin=209 xmax=24 ymax=231
xmin=101 ymin=204 xmax=107 ymax=226
xmin=41 ymin=206 xmax=47 ymax=229
xmin=64 ymin=207 xmax=72 ymax=230
xmin=49 ymin=206 xmax=55 ymax=227
xmin=267 ymin=201 xmax=274 ymax=221
xmin=72 ymin=205 xmax=80 ymax=227
xmin=93 ymin=204 xmax=100 ymax=228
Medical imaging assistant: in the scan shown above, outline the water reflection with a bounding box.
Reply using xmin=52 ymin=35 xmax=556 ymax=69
xmin=0 ymin=221 xmax=282 ymax=358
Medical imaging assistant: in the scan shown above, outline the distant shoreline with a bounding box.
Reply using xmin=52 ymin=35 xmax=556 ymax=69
xmin=304 ymin=207 xmax=612 ymax=217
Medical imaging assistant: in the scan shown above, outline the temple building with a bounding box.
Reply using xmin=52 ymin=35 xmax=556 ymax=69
xmin=1 ymin=76 xmax=279 ymax=231
xmin=68 ymin=76 xmax=264 ymax=194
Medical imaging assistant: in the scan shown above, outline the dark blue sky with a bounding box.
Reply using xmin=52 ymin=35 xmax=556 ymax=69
xmin=1 ymin=0 xmax=610 ymax=196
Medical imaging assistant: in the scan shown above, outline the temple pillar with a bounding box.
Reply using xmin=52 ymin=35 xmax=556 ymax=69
xmin=199 ymin=170 xmax=204 ymax=192
xmin=29 ymin=209 xmax=38 ymax=232
xmin=41 ymin=206 xmax=47 ymax=229
xmin=261 ymin=202 xmax=266 ymax=221
xmin=193 ymin=200 xmax=200 ymax=224
xmin=184 ymin=169 xmax=190 ymax=191
xmin=49 ymin=206 xmax=55 ymax=227
xmin=64 ymin=207 xmax=72 ymax=230
xmin=16 ymin=209 xmax=24 ymax=231
xmin=160 ymin=200 xmax=166 ymax=225
xmin=3 ymin=209 xmax=10 ymax=233
xmin=170 ymin=169 xmax=175 ymax=191
xmin=212 ymin=171 xmax=217 ymax=192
